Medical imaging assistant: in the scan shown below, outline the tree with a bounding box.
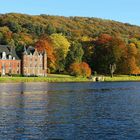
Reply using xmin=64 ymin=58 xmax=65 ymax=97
xmin=0 ymin=32 xmax=3 ymax=44
xmin=46 ymin=24 xmax=56 ymax=35
xmin=126 ymin=44 xmax=140 ymax=75
xmin=93 ymin=34 xmax=126 ymax=74
xmin=69 ymin=63 xmax=81 ymax=77
xmin=50 ymin=33 xmax=70 ymax=72
xmin=80 ymin=62 xmax=92 ymax=77
xmin=97 ymin=34 xmax=112 ymax=45
xmin=7 ymin=21 xmax=22 ymax=33
xmin=65 ymin=41 xmax=84 ymax=69
xmin=110 ymin=64 xmax=116 ymax=77
xmin=82 ymin=40 xmax=95 ymax=70
xmin=35 ymin=36 xmax=56 ymax=72
xmin=69 ymin=62 xmax=91 ymax=77
xmin=129 ymin=38 xmax=140 ymax=50
xmin=0 ymin=26 xmax=12 ymax=44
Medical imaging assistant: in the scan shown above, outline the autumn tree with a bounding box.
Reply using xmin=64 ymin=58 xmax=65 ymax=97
xmin=96 ymin=34 xmax=112 ymax=44
xmin=129 ymin=38 xmax=140 ymax=50
xmin=80 ymin=62 xmax=91 ymax=77
xmin=69 ymin=63 xmax=81 ymax=77
xmin=93 ymin=34 xmax=126 ymax=74
xmin=2 ymin=13 xmax=140 ymax=75
xmin=35 ymin=36 xmax=56 ymax=72
xmin=7 ymin=20 xmax=22 ymax=33
xmin=13 ymin=33 xmax=34 ymax=58
xmin=46 ymin=24 xmax=56 ymax=35
xmin=50 ymin=33 xmax=70 ymax=72
xmin=0 ymin=26 xmax=13 ymax=44
xmin=69 ymin=62 xmax=91 ymax=77
xmin=0 ymin=32 xmax=3 ymax=43
xmin=82 ymin=40 xmax=95 ymax=70
xmin=127 ymin=44 xmax=140 ymax=75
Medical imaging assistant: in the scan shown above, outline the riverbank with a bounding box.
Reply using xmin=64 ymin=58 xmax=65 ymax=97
xmin=0 ymin=74 xmax=140 ymax=83
xmin=0 ymin=74 xmax=89 ymax=83
xmin=104 ymin=75 xmax=140 ymax=82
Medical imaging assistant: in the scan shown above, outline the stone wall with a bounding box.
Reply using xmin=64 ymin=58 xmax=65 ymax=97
xmin=22 ymin=49 xmax=47 ymax=76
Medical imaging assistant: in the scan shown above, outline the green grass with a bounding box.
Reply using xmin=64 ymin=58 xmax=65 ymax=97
xmin=0 ymin=74 xmax=140 ymax=83
xmin=104 ymin=75 xmax=140 ymax=81
xmin=0 ymin=74 xmax=90 ymax=83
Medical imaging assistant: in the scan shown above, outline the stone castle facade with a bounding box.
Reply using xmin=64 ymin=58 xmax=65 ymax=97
xmin=0 ymin=45 xmax=47 ymax=76
xmin=22 ymin=46 xmax=47 ymax=76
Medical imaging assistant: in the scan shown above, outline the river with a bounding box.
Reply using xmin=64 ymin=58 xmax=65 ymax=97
xmin=0 ymin=82 xmax=140 ymax=140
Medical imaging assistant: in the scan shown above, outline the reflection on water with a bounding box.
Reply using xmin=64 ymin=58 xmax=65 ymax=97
xmin=1 ymin=82 xmax=140 ymax=139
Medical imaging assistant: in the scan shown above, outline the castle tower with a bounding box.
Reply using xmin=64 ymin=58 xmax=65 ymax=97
xmin=43 ymin=51 xmax=47 ymax=76
xmin=22 ymin=46 xmax=28 ymax=76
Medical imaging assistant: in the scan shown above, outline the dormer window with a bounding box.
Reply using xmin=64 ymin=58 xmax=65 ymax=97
xmin=2 ymin=52 xmax=6 ymax=60
xmin=9 ymin=55 xmax=12 ymax=60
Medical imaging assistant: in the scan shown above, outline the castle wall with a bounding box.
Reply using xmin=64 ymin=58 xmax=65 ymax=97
xmin=22 ymin=50 xmax=47 ymax=76
xmin=0 ymin=60 xmax=21 ymax=75
xmin=0 ymin=46 xmax=47 ymax=77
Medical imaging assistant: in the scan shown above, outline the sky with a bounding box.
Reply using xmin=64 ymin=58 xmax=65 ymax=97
xmin=0 ymin=0 xmax=140 ymax=25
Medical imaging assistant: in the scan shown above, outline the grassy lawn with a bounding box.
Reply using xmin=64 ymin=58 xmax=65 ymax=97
xmin=104 ymin=75 xmax=140 ymax=81
xmin=0 ymin=74 xmax=89 ymax=83
xmin=0 ymin=74 xmax=140 ymax=83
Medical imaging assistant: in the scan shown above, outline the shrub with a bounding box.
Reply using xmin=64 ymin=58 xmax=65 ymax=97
xmin=11 ymin=74 xmax=23 ymax=77
xmin=69 ymin=62 xmax=91 ymax=77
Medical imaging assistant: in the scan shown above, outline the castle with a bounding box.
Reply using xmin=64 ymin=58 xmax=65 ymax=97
xmin=0 ymin=45 xmax=47 ymax=76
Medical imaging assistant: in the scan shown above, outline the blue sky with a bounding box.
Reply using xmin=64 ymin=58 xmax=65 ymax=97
xmin=0 ymin=0 xmax=140 ymax=25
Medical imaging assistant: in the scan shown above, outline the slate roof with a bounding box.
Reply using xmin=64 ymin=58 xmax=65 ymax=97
xmin=0 ymin=45 xmax=10 ymax=54
xmin=24 ymin=46 xmax=44 ymax=55
xmin=0 ymin=45 xmax=20 ymax=60
xmin=24 ymin=46 xmax=35 ymax=54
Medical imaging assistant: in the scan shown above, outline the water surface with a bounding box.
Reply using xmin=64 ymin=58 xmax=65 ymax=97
xmin=0 ymin=82 xmax=140 ymax=140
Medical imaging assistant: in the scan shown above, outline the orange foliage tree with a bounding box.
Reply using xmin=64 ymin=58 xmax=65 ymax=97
xmin=19 ymin=33 xmax=33 ymax=45
xmin=35 ymin=36 xmax=56 ymax=72
xmin=0 ymin=26 xmax=13 ymax=44
xmin=94 ymin=34 xmax=127 ymax=74
xmin=127 ymin=44 xmax=140 ymax=75
xmin=97 ymin=34 xmax=112 ymax=45
xmin=69 ymin=62 xmax=91 ymax=77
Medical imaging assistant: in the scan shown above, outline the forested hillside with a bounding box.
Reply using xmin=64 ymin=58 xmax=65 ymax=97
xmin=0 ymin=13 xmax=140 ymax=76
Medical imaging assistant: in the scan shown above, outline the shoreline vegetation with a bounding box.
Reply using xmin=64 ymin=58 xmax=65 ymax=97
xmin=1 ymin=14 xmax=140 ymax=78
xmin=0 ymin=74 xmax=140 ymax=83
